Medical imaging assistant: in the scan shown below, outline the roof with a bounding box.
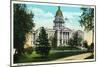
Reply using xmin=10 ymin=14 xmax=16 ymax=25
xmin=63 ymin=27 xmax=72 ymax=32
xmin=55 ymin=6 xmax=63 ymax=17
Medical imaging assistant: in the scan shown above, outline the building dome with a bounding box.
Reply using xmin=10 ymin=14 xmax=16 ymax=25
xmin=55 ymin=6 xmax=63 ymax=17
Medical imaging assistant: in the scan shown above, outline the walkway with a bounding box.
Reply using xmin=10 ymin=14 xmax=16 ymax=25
xmin=33 ymin=52 xmax=93 ymax=64
xmin=55 ymin=52 xmax=93 ymax=61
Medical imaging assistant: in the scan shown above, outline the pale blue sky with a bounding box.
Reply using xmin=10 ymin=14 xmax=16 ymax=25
xmin=26 ymin=4 xmax=83 ymax=30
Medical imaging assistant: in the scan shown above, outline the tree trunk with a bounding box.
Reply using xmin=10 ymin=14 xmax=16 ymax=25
xmin=92 ymin=29 xmax=94 ymax=43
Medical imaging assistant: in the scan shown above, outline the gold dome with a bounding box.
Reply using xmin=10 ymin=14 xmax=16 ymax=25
xmin=55 ymin=6 xmax=63 ymax=17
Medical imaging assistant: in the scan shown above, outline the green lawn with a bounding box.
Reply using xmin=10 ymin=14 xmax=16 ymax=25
xmin=51 ymin=46 xmax=81 ymax=50
xmin=14 ymin=49 xmax=88 ymax=63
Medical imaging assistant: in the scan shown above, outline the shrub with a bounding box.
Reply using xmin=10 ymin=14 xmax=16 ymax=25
xmin=24 ymin=47 xmax=34 ymax=54
xmin=89 ymin=42 xmax=94 ymax=51
xmin=83 ymin=40 xmax=89 ymax=49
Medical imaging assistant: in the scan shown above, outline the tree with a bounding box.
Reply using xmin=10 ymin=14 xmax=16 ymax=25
xmin=68 ymin=32 xmax=83 ymax=47
xmin=14 ymin=4 xmax=34 ymax=55
xmin=68 ymin=38 xmax=74 ymax=47
xmin=51 ymin=31 xmax=57 ymax=48
xmin=73 ymin=32 xmax=83 ymax=47
xmin=79 ymin=8 xmax=94 ymax=43
xmin=89 ymin=42 xmax=94 ymax=51
xmin=35 ymin=27 xmax=51 ymax=57
xmin=83 ymin=40 xmax=89 ymax=49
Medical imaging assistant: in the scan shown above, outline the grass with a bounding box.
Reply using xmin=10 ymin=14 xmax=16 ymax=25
xmin=48 ymin=50 xmax=88 ymax=61
xmin=51 ymin=46 xmax=81 ymax=50
xmin=15 ymin=51 xmax=40 ymax=63
xmin=14 ymin=49 xmax=88 ymax=63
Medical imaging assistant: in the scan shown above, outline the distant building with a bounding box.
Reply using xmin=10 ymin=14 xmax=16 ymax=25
xmin=24 ymin=6 xmax=84 ymax=48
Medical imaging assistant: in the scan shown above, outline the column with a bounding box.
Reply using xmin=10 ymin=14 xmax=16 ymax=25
xmin=66 ymin=32 xmax=68 ymax=43
xmin=61 ymin=32 xmax=63 ymax=46
xmin=68 ymin=32 xmax=69 ymax=41
xmin=57 ymin=30 xmax=60 ymax=46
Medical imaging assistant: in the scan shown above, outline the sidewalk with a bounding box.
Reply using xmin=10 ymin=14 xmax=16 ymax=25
xmin=55 ymin=52 xmax=93 ymax=61
xmin=32 ymin=52 xmax=93 ymax=64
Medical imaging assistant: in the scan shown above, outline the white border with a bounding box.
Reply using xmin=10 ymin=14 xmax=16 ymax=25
xmin=12 ymin=0 xmax=96 ymax=5
xmin=11 ymin=1 xmax=96 ymax=66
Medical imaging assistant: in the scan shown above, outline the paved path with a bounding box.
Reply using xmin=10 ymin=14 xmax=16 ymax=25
xmin=55 ymin=52 xmax=93 ymax=61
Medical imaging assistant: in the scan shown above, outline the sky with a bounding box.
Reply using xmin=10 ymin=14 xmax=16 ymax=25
xmin=26 ymin=4 xmax=82 ymax=30
xmin=25 ymin=3 xmax=93 ymax=45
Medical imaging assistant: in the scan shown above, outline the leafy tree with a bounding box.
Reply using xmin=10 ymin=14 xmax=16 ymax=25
xmin=83 ymin=40 xmax=89 ymax=49
xmin=51 ymin=31 xmax=57 ymax=48
xmin=14 ymin=4 xmax=34 ymax=55
xmin=35 ymin=27 xmax=51 ymax=57
xmin=68 ymin=38 xmax=74 ymax=47
xmin=89 ymin=42 xmax=94 ymax=51
xmin=88 ymin=42 xmax=94 ymax=56
xmin=73 ymin=32 xmax=83 ymax=46
xmin=68 ymin=32 xmax=83 ymax=47
xmin=79 ymin=8 xmax=94 ymax=43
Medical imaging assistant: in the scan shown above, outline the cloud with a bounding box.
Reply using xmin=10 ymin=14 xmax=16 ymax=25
xmin=31 ymin=8 xmax=54 ymax=29
xmin=44 ymin=12 xmax=54 ymax=18
xmin=63 ymin=12 xmax=82 ymax=20
xmin=63 ymin=12 xmax=82 ymax=30
xmin=31 ymin=8 xmax=54 ymax=18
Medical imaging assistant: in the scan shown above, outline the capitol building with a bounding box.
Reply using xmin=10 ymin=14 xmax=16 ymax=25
xmin=24 ymin=6 xmax=84 ymax=48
